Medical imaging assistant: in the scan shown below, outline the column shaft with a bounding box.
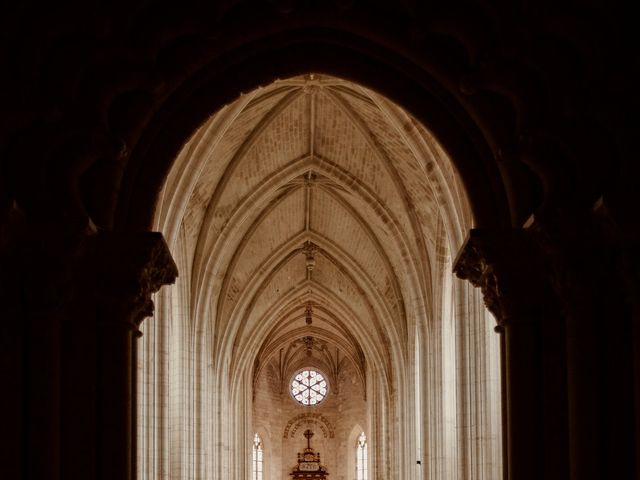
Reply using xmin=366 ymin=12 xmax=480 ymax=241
xmin=25 ymin=311 xmax=62 ymax=480
xmin=454 ymin=228 xmax=568 ymax=480
xmin=97 ymin=320 xmax=135 ymax=480
xmin=89 ymin=232 xmax=177 ymax=480
xmin=503 ymin=320 xmax=541 ymax=480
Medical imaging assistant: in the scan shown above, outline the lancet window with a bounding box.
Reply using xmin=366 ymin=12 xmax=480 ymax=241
xmin=356 ymin=432 xmax=367 ymax=480
xmin=252 ymin=433 xmax=263 ymax=480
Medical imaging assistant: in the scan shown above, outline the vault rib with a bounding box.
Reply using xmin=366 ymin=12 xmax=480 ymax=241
xmin=255 ymin=325 xmax=365 ymax=391
xmin=216 ymin=184 xmax=306 ymax=340
xmin=363 ymin=88 xmax=468 ymax=249
xmin=191 ymin=87 xmax=303 ymax=311
xmin=323 ymin=87 xmax=432 ymax=307
xmin=198 ymin=154 xmax=428 ymax=358
xmin=314 ymin=185 xmax=405 ymax=325
xmin=231 ymin=280 xmax=391 ymax=392
xmin=305 ymin=172 xmax=312 ymax=233
xmin=154 ymin=89 xmax=259 ymax=245
xmin=191 ymin=153 xmax=311 ymax=322
xmin=224 ymin=228 xmax=398 ymax=377
xmin=309 ymin=84 xmax=316 ymax=157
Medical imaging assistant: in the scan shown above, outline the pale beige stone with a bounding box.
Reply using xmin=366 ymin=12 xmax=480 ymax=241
xmin=139 ymin=74 xmax=501 ymax=480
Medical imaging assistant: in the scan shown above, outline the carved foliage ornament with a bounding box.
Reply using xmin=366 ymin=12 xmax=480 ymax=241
xmin=89 ymin=232 xmax=178 ymax=332
xmin=454 ymin=228 xmax=555 ymax=326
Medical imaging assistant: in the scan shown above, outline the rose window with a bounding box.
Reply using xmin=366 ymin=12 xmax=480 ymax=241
xmin=290 ymin=369 xmax=328 ymax=406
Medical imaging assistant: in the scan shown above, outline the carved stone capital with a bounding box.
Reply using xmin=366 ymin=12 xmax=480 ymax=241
xmin=526 ymin=204 xmax=629 ymax=318
xmin=454 ymin=228 xmax=555 ymax=327
xmin=88 ymin=232 xmax=178 ymax=333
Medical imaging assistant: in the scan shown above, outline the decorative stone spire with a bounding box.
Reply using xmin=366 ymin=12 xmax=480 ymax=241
xmin=303 ymin=336 xmax=314 ymax=356
xmin=305 ymin=302 xmax=313 ymax=325
xmin=301 ymin=241 xmax=318 ymax=273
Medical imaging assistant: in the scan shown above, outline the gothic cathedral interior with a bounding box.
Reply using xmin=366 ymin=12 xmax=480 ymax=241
xmin=1 ymin=2 xmax=638 ymax=480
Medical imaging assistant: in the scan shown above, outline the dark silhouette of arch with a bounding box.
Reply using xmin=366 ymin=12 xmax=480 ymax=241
xmin=115 ymin=33 xmax=511 ymax=232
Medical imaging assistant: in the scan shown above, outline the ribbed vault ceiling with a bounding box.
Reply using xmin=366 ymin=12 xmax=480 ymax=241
xmin=156 ymin=73 xmax=471 ymax=388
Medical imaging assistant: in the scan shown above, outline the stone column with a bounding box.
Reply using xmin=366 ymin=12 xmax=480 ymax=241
xmin=454 ymin=228 xmax=568 ymax=480
xmin=599 ymin=205 xmax=640 ymax=480
xmin=626 ymin=248 xmax=640 ymax=480
xmin=630 ymin=259 xmax=640 ymax=480
xmin=88 ymin=232 xmax=177 ymax=480
xmin=0 ymin=209 xmax=86 ymax=480
xmin=529 ymin=204 xmax=640 ymax=480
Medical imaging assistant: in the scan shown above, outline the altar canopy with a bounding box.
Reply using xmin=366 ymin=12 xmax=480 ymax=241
xmin=289 ymin=430 xmax=329 ymax=479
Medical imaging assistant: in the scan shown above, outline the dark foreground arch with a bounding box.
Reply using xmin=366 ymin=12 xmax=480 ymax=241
xmin=0 ymin=3 xmax=638 ymax=480
xmin=114 ymin=30 xmax=511 ymax=232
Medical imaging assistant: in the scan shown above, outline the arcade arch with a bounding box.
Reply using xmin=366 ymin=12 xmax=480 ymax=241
xmin=138 ymin=74 xmax=501 ymax=479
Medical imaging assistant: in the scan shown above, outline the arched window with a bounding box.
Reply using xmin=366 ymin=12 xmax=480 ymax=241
xmin=356 ymin=432 xmax=367 ymax=480
xmin=252 ymin=433 xmax=263 ymax=480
